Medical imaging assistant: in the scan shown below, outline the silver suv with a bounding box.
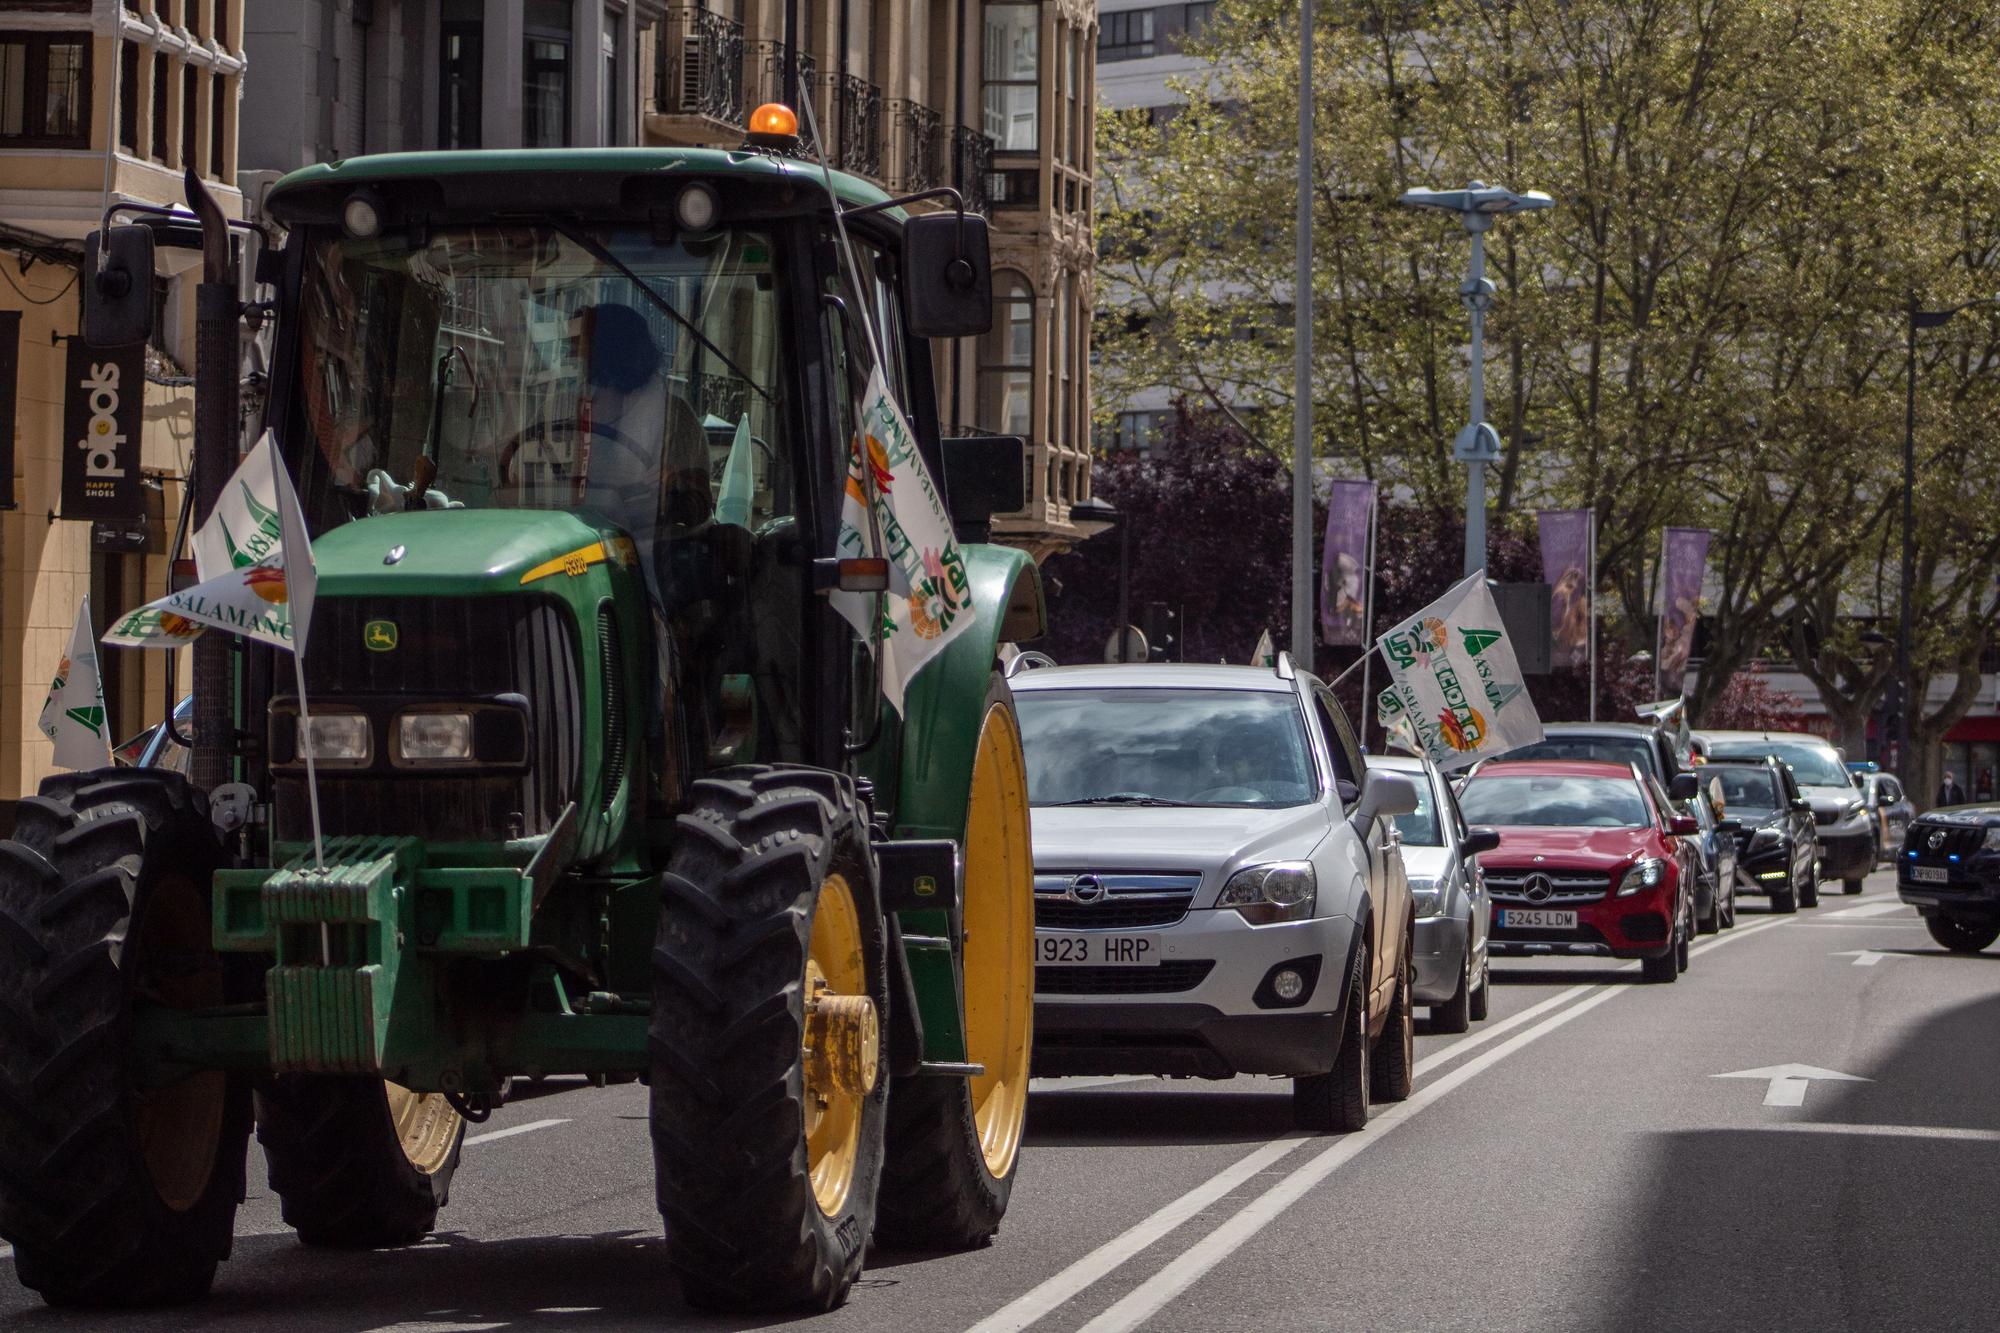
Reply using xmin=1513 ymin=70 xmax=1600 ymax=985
xmin=1011 ymin=660 xmax=1420 ymax=1132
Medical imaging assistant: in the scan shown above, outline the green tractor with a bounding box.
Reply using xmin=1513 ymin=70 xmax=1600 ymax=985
xmin=0 ymin=120 xmax=1043 ymax=1312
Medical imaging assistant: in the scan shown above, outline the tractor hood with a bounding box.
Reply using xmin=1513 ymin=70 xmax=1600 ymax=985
xmin=307 ymin=509 xmax=637 ymax=599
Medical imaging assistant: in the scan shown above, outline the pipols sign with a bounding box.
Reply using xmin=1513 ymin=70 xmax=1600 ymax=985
xmin=59 ymin=339 xmax=145 ymax=522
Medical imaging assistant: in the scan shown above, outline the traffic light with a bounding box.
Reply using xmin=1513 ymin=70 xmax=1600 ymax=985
xmin=1138 ymin=602 xmax=1180 ymax=662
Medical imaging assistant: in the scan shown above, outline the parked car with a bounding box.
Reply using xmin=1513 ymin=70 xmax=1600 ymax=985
xmin=1011 ymin=660 xmax=1420 ymax=1132
xmin=1699 ymin=731 xmax=1872 ymax=893
xmin=1857 ymin=770 xmax=1915 ymax=862
xmin=1456 ymin=759 xmax=1700 ymax=983
xmin=1704 ymin=757 xmax=1819 ymax=912
xmin=1685 ymin=774 xmax=1742 ymax=932
xmin=1506 ymin=721 xmax=1702 ymax=801
xmin=1897 ymin=806 xmax=2000 ymax=952
xmin=1368 ymin=753 xmax=1497 ymax=1033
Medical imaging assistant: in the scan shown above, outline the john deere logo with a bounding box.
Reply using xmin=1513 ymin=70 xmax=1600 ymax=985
xmin=364 ymin=620 xmax=398 ymax=652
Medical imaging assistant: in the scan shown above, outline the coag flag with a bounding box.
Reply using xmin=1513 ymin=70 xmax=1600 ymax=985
xmin=38 ymin=597 xmax=111 ymax=770
xmin=1537 ymin=509 xmax=1592 ymax=667
xmin=1657 ymin=527 xmax=1710 ymax=691
xmin=1319 ymin=481 xmax=1374 ymax=646
xmin=1374 ymin=573 xmax=1545 ymax=772
xmin=193 ymin=430 xmax=283 ymax=581
xmin=830 ymin=368 xmax=974 ymax=710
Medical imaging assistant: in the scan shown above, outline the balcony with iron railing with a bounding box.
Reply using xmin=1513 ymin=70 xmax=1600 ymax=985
xmin=650 ymin=8 xmax=746 ymax=134
xmin=887 ymin=99 xmax=943 ymax=194
xmin=830 ymin=74 xmax=883 ymax=180
xmin=951 ymin=124 xmax=995 ymax=216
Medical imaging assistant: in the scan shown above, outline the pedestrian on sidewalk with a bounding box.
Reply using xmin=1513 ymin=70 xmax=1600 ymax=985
xmin=1938 ymin=772 xmax=1967 ymax=806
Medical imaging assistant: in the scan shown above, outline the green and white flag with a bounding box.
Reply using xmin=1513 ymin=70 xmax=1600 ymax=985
xmin=192 ymin=430 xmax=283 ymax=581
xmin=830 ymin=368 xmax=975 ymax=711
xmin=1374 ymin=573 xmax=1544 ymax=772
xmin=38 ymin=598 xmax=111 ymax=770
xmin=712 ymin=414 xmax=757 ymax=530
xmin=1250 ymin=629 xmax=1276 ymax=668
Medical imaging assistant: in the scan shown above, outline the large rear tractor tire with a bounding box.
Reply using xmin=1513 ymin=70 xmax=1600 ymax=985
xmin=876 ymin=677 xmax=1035 ymax=1251
xmin=0 ymin=770 xmax=250 ymax=1307
xmin=256 ymin=1077 xmax=464 ymax=1247
xmin=650 ymin=767 xmax=890 ymax=1312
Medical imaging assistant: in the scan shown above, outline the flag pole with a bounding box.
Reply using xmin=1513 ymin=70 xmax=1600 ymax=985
xmin=1587 ymin=509 xmax=1598 ymax=722
xmin=1329 ymin=640 xmax=1379 ymax=689
xmin=1358 ymin=484 xmax=1378 ymax=748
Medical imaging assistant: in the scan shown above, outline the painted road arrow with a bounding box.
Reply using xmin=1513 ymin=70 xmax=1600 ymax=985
xmin=1714 ymin=1063 xmax=1871 ymax=1108
xmin=1834 ymin=949 xmax=1902 ymax=966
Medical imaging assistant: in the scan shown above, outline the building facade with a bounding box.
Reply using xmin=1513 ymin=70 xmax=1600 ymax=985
xmin=1 ymin=0 xmax=246 ymax=807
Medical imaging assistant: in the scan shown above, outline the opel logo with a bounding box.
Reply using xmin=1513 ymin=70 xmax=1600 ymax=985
xmin=1065 ymin=874 xmax=1108 ymax=905
xmin=1523 ymin=873 xmax=1555 ymax=904
xmin=1929 ymin=830 xmax=1946 ymax=851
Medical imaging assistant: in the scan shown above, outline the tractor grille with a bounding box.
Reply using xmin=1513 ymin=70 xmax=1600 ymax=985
xmin=1032 ymin=872 xmax=1201 ymax=930
xmin=1484 ymin=869 xmax=1612 ymax=904
xmin=274 ymin=594 xmax=581 ymax=843
xmin=1036 ymin=961 xmax=1215 ymax=995
xmin=597 ymin=605 xmax=627 ymax=814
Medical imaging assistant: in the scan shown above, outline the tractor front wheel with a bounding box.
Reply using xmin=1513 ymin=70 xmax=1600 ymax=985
xmin=256 ymin=1076 xmax=464 ymax=1247
xmin=0 ymin=770 xmax=250 ymax=1307
xmin=650 ymin=767 xmax=890 ymax=1312
xmin=876 ymin=676 xmax=1036 ymax=1250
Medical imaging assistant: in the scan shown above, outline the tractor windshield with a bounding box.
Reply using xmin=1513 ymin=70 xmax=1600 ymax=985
xmin=295 ymin=223 xmax=792 ymax=572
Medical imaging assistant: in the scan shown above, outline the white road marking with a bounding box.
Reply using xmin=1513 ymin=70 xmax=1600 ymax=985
xmin=1746 ymin=1122 xmax=2000 ymax=1143
xmin=1798 ymin=920 xmax=1927 ymax=928
xmin=1834 ymin=949 xmax=1898 ymax=966
xmin=1714 ymin=1064 xmax=1870 ymax=1108
xmin=1823 ymin=900 xmax=1912 ymax=919
xmin=1031 ymin=1076 xmax=1156 ymax=1092
xmin=1415 ymin=981 xmax=1607 ymax=1076
xmin=464 ymin=1118 xmax=569 ymax=1146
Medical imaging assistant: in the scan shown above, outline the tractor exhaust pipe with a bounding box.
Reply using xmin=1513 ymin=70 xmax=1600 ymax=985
xmin=186 ymin=167 xmax=240 ymax=796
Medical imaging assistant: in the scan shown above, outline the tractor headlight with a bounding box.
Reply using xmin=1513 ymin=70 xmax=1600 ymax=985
xmin=1218 ymin=861 xmax=1317 ymax=924
xmin=1617 ymin=857 xmax=1669 ymax=896
xmin=397 ymin=711 xmax=474 ymax=764
xmin=298 ymin=713 xmax=372 ymax=764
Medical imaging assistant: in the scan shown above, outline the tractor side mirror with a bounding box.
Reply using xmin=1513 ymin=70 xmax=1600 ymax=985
xmin=1460 ymin=826 xmax=1502 ymax=859
xmin=82 ymin=226 xmax=156 ymax=348
xmin=1668 ymin=772 xmax=1700 ymax=802
xmin=940 ymin=435 xmax=1025 ymax=542
xmin=902 ymin=212 xmax=991 ymax=339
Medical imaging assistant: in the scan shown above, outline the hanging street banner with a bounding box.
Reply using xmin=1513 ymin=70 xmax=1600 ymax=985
xmin=830 ymin=367 xmax=973 ymax=711
xmin=1375 ymin=572 xmax=1545 ymax=772
xmin=1657 ymin=527 xmax=1711 ymax=691
xmin=59 ymin=338 xmax=146 ymax=523
xmin=193 ymin=430 xmax=284 ymax=580
xmin=1537 ymin=509 xmax=1592 ymax=668
xmin=1319 ymin=480 xmax=1374 ymax=645
xmin=38 ymin=597 xmax=111 ymax=770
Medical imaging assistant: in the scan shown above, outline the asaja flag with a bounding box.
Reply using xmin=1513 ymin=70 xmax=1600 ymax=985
xmin=830 ymin=367 xmax=974 ymax=711
xmin=1374 ymin=573 xmax=1544 ymax=772
xmin=1250 ymin=629 xmax=1276 ymax=668
xmin=193 ymin=430 xmax=284 ymax=581
xmin=713 ymin=413 xmax=757 ymax=530
xmin=39 ymin=597 xmax=111 ymax=770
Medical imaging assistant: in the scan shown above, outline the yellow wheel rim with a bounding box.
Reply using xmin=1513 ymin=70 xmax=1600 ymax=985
xmin=961 ymin=699 xmax=1034 ymax=1180
xmin=385 ymin=1082 xmax=462 ymax=1175
xmin=804 ymin=872 xmax=874 ymax=1216
xmin=135 ymin=873 xmax=225 ymax=1212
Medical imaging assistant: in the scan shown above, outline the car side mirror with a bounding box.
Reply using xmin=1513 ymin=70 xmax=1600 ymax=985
xmin=1668 ymin=772 xmax=1700 ymax=802
xmin=1668 ymin=814 xmax=1699 ymax=836
xmin=1790 ymin=798 xmax=1812 ymax=813
xmin=940 ymin=435 xmax=1025 ymax=542
xmin=1716 ymin=817 xmax=1742 ymax=833
xmin=901 ymin=212 xmax=991 ymax=339
xmin=1351 ymin=771 xmax=1419 ymax=831
xmin=1460 ymin=826 xmax=1501 ymax=859
xmin=82 ymin=226 xmax=155 ymax=348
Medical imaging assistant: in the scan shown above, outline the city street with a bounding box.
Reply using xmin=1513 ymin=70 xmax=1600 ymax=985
xmin=5 ymin=868 xmax=1992 ymax=1332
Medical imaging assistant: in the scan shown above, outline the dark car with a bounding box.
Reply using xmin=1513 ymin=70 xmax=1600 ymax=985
xmin=1857 ymin=770 xmax=1915 ymax=862
xmin=1457 ymin=759 xmax=1701 ymax=983
xmin=1897 ymin=808 xmax=2000 ymax=951
xmin=1507 ymin=721 xmax=1701 ymax=800
xmin=1705 ymin=757 xmax=1819 ymax=912
xmin=1700 ymin=730 xmax=1872 ymax=893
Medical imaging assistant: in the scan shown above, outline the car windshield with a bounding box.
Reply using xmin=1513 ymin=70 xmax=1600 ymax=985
xmin=1709 ymin=741 xmax=1847 ymax=787
xmin=1014 ymin=688 xmax=1317 ymax=809
xmin=1388 ymin=772 xmax=1442 ymax=845
xmin=295 ymin=223 xmax=794 ymax=592
xmin=1711 ymin=766 xmax=1780 ymax=811
xmin=1458 ymin=775 xmax=1652 ymax=828
xmin=1504 ymin=735 xmax=1654 ymax=780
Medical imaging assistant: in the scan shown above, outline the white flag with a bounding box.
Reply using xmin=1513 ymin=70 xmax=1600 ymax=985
xmin=192 ymin=430 xmax=283 ymax=582
xmin=1373 ymin=573 xmax=1545 ymax=772
xmin=38 ymin=598 xmax=112 ymax=770
xmin=829 ymin=368 xmax=975 ymax=711
xmin=1250 ymin=629 xmax=1276 ymax=668
xmin=713 ymin=414 xmax=757 ymax=530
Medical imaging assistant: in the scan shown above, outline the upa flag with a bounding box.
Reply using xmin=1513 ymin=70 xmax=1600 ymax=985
xmin=1537 ymin=509 xmax=1592 ymax=667
xmin=1374 ymin=573 xmax=1545 ymax=772
xmin=830 ymin=368 xmax=974 ymax=711
xmin=38 ymin=598 xmax=111 ymax=770
xmin=1657 ymin=527 xmax=1710 ymax=691
xmin=1319 ymin=481 xmax=1374 ymax=645
xmin=193 ymin=430 xmax=284 ymax=581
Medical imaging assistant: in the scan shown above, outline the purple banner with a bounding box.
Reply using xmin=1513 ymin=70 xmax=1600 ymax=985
xmin=1658 ymin=527 xmax=1711 ymax=689
xmin=1537 ymin=509 xmax=1591 ymax=667
xmin=1319 ymin=481 xmax=1375 ymax=645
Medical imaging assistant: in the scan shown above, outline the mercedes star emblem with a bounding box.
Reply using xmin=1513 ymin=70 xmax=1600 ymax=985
xmin=1523 ymin=873 xmax=1555 ymax=904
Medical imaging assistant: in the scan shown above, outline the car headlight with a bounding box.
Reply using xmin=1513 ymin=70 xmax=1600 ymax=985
xmin=298 ymin=712 xmax=371 ymax=764
xmin=1616 ymin=857 xmax=1669 ymax=896
xmin=1983 ymin=827 xmax=2000 ymax=851
xmin=398 ymin=711 xmax=474 ymax=764
xmin=1842 ymin=801 xmax=1865 ymax=823
xmin=1408 ymin=874 xmax=1444 ymax=917
xmin=1218 ymin=861 xmax=1317 ymax=924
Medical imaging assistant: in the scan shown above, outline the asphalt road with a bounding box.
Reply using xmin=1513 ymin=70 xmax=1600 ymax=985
xmin=7 ymin=866 xmax=1997 ymax=1332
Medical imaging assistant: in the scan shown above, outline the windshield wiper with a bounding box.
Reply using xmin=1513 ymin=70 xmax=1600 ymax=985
xmin=1051 ymin=795 xmax=1193 ymax=807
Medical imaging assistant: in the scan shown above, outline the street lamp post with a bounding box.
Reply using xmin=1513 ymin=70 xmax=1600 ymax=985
xmin=1399 ymin=183 xmax=1553 ymax=578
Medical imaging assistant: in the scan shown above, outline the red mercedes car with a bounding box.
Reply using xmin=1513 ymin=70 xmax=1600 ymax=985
xmin=1456 ymin=759 xmax=1700 ymax=983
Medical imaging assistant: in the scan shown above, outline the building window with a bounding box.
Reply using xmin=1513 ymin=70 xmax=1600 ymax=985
xmin=1053 ymin=274 xmax=1069 ymax=447
xmin=991 ymin=166 xmax=1038 ymax=207
xmin=216 ymin=0 xmax=231 ymax=47
xmin=0 ymin=32 xmax=91 ymax=148
xmin=209 ymin=73 xmax=226 ymax=181
xmin=981 ymin=3 xmax=1037 ymax=152
xmin=181 ymin=61 xmax=197 ymax=169
xmin=523 ymin=1 xmax=573 ymax=148
xmin=1097 ymin=410 xmax=1169 ymax=454
xmin=1068 ymin=25 xmax=1083 ymax=166
xmin=1183 ymin=2 xmax=1216 ymax=39
xmin=151 ymin=52 xmax=166 ymax=159
xmin=1098 ymin=10 xmax=1155 ymax=60
xmin=979 ymin=271 xmax=1034 ymax=438
xmin=439 ymin=6 xmax=483 ymax=149
xmin=602 ymin=30 xmax=619 ymax=144
xmin=119 ymin=40 xmax=138 ymax=151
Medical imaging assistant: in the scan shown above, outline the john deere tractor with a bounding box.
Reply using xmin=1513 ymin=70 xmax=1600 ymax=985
xmin=0 ymin=114 xmax=1042 ymax=1312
